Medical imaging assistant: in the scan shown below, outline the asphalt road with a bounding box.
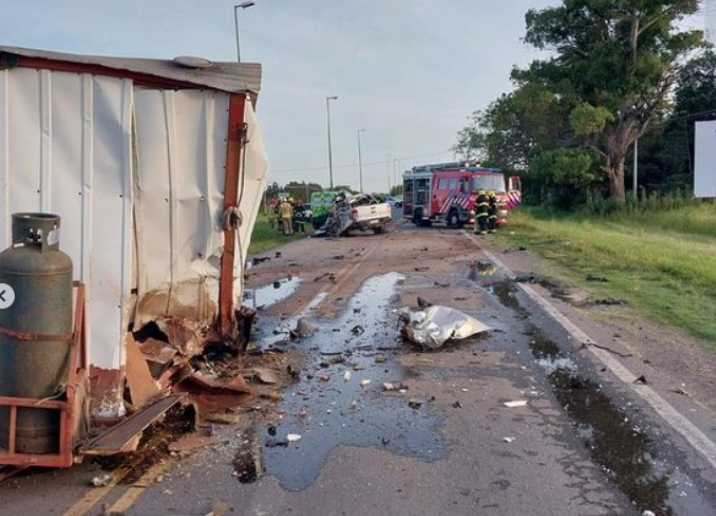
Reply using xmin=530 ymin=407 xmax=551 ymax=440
xmin=2 ymin=220 xmax=716 ymax=516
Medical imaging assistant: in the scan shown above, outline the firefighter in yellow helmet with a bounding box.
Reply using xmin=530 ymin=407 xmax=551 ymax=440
xmin=473 ymin=189 xmax=489 ymax=235
xmin=488 ymin=191 xmax=498 ymax=233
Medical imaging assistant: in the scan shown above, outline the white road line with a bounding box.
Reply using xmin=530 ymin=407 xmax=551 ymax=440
xmin=478 ymin=245 xmax=716 ymax=471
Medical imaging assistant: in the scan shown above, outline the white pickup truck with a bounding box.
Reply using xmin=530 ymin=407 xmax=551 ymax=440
xmin=320 ymin=193 xmax=392 ymax=236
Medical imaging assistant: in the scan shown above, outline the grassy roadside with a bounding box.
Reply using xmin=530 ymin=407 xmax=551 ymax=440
xmin=502 ymin=204 xmax=716 ymax=344
xmin=248 ymin=215 xmax=313 ymax=256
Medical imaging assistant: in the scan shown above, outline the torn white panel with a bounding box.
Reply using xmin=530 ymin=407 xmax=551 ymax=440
xmin=399 ymin=305 xmax=491 ymax=349
xmin=133 ymin=89 xmax=230 ymax=326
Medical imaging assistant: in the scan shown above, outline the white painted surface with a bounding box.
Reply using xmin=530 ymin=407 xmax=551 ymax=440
xmin=0 ymin=69 xmax=133 ymax=384
xmin=694 ymin=121 xmax=716 ymax=198
xmin=0 ymin=68 xmax=268 ymax=417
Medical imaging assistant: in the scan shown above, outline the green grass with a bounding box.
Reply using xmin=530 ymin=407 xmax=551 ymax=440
xmin=504 ymin=206 xmax=716 ymax=344
xmin=248 ymin=215 xmax=312 ymax=256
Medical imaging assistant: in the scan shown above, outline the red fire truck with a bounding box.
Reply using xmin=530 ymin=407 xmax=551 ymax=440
xmin=402 ymin=162 xmax=522 ymax=228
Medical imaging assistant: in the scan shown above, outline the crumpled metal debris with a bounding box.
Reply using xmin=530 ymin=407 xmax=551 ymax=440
xmin=398 ymin=305 xmax=491 ymax=349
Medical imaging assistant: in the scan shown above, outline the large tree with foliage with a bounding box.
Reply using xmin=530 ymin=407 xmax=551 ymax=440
xmin=454 ymin=82 xmax=575 ymax=170
xmin=521 ymin=0 xmax=703 ymax=202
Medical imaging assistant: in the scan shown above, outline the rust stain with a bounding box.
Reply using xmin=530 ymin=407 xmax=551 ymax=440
xmin=135 ymin=280 xmax=217 ymax=329
xmin=88 ymin=366 xmax=124 ymax=425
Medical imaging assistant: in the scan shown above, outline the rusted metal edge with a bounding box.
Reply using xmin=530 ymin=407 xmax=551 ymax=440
xmin=81 ymin=393 xmax=186 ymax=456
xmin=0 ymin=325 xmax=73 ymax=342
xmin=218 ymin=93 xmax=247 ymax=336
xmin=0 ymin=282 xmax=87 ymax=469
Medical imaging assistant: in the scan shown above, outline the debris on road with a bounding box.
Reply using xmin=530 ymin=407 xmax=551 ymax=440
xmin=503 ymin=437 xmax=515 ymax=443
xmin=633 ymin=375 xmax=648 ymax=385
xmin=416 ymin=296 xmax=434 ymax=309
xmin=360 ymin=379 xmax=372 ymax=387
xmin=398 ymin=305 xmax=491 ymax=349
xmin=383 ymin=383 xmax=396 ymax=391
xmin=287 ymin=433 xmax=302 ymax=442
xmin=592 ymin=297 xmax=628 ymax=306
xmin=343 ymin=371 xmax=352 ymax=382
xmin=291 ymin=318 xmax=318 ymax=339
xmin=168 ymin=434 xmax=215 ymax=455
xmin=586 ymin=274 xmax=609 ymax=283
xmin=408 ymin=398 xmax=422 ymax=409
xmin=90 ymin=474 xmax=113 ymax=487
xmin=249 ymin=367 xmax=279 ymax=385
xmin=351 ymin=325 xmax=365 ymax=336
xmin=503 ymin=400 xmax=528 ymax=408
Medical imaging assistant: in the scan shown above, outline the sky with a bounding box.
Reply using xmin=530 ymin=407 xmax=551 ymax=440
xmin=0 ymin=0 xmax=706 ymax=194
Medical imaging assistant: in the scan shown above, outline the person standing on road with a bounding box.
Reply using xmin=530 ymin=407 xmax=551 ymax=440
xmin=473 ymin=189 xmax=489 ymax=235
xmin=279 ymin=197 xmax=294 ymax=235
xmin=488 ymin=191 xmax=498 ymax=234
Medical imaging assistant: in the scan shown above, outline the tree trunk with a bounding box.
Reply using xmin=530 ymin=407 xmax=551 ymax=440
xmin=605 ymin=157 xmax=626 ymax=203
xmin=603 ymin=119 xmax=635 ymax=204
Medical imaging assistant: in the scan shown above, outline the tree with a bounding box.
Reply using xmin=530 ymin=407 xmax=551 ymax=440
xmin=454 ymin=82 xmax=574 ymax=170
xmin=530 ymin=147 xmax=599 ymax=208
xmin=521 ymin=0 xmax=703 ymax=203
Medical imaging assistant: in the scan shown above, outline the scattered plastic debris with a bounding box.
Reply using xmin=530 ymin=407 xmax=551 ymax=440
xmin=286 ymin=434 xmax=302 ymax=442
xmin=408 ymin=399 xmax=422 ymax=409
xmin=343 ymin=371 xmax=352 ymax=382
xmin=503 ymin=400 xmax=528 ymax=408
xmin=360 ymin=379 xmax=371 ymax=387
xmin=503 ymin=437 xmax=515 ymax=443
xmin=90 ymin=474 xmax=113 ymax=487
xmin=383 ymin=382 xmax=396 ymax=391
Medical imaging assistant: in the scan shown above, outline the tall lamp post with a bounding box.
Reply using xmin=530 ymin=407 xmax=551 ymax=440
xmin=357 ymin=129 xmax=365 ymax=194
xmin=326 ymin=96 xmax=338 ymax=189
xmin=233 ymin=1 xmax=255 ymax=62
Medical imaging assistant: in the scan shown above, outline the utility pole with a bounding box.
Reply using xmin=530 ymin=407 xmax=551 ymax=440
xmin=633 ymin=138 xmax=638 ymax=201
xmin=357 ymin=129 xmax=365 ymax=194
xmin=326 ymin=96 xmax=338 ymax=189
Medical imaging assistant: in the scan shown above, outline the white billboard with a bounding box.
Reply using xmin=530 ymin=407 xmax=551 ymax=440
xmin=694 ymin=121 xmax=716 ymax=198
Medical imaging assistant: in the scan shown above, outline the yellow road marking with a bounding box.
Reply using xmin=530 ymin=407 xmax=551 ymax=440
xmin=107 ymin=460 xmax=173 ymax=514
xmin=61 ymin=466 xmax=130 ymax=516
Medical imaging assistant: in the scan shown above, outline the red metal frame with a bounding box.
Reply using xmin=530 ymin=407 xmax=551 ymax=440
xmin=218 ymin=94 xmax=247 ymax=335
xmin=0 ymin=281 xmax=88 ymax=468
xmin=15 ymin=56 xmax=206 ymax=91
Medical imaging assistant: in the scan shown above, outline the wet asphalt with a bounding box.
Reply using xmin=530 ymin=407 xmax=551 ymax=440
xmin=2 ymin=225 xmax=716 ymax=516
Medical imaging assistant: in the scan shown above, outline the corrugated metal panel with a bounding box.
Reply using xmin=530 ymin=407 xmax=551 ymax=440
xmin=0 ymin=68 xmax=269 ymax=418
xmin=133 ymin=88 xmax=230 ymax=326
xmin=0 ymin=69 xmax=133 ymax=388
xmin=0 ymin=45 xmax=261 ymax=97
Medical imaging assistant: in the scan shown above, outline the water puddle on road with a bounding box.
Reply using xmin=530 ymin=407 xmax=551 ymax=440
xmin=487 ymin=279 xmax=711 ymax=516
xmin=248 ymin=272 xmax=448 ymax=491
xmin=243 ymin=276 xmax=302 ymax=310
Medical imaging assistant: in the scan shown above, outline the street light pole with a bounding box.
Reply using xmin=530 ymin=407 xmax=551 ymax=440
xmin=326 ymin=96 xmax=338 ymax=189
xmin=357 ymin=129 xmax=365 ymax=194
xmin=233 ymin=1 xmax=256 ymax=62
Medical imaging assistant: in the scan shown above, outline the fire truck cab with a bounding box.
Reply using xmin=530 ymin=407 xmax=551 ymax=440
xmin=402 ymin=162 xmax=521 ymax=228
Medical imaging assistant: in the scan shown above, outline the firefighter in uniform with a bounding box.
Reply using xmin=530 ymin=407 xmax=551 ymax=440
xmin=279 ymin=197 xmax=294 ymax=235
xmin=488 ymin=191 xmax=498 ymax=233
xmin=473 ymin=189 xmax=490 ymax=235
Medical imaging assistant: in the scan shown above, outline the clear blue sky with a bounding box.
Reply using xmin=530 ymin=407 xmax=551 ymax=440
xmin=1 ymin=1 xmax=706 ymax=193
